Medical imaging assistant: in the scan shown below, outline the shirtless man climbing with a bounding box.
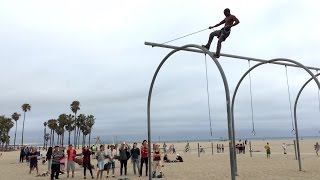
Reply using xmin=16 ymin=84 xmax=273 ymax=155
xmin=202 ymin=8 xmax=240 ymax=58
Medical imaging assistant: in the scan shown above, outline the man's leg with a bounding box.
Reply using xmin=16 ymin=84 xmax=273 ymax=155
xmin=124 ymin=160 xmax=127 ymax=175
xmin=203 ymin=31 xmax=220 ymax=49
xmin=71 ymin=161 xmax=75 ymax=177
xmin=145 ymin=158 xmax=148 ymax=176
xmin=67 ymin=161 xmax=70 ymax=177
xmin=139 ymin=159 xmax=143 ymax=176
xmin=215 ymin=37 xmax=224 ymax=58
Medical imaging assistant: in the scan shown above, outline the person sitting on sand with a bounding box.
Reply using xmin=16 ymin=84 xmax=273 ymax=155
xmin=264 ymin=142 xmax=271 ymax=158
xmin=176 ymin=154 xmax=183 ymax=162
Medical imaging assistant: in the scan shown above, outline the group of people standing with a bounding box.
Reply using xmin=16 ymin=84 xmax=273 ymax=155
xmin=19 ymin=139 xmax=167 ymax=179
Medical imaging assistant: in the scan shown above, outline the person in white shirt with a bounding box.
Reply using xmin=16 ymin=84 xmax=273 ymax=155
xmin=282 ymin=143 xmax=287 ymax=154
xmin=106 ymin=144 xmax=117 ymax=178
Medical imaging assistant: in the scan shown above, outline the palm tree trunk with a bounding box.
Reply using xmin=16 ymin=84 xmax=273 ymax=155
xmin=52 ymin=131 xmax=55 ymax=146
xmin=43 ymin=127 xmax=45 ymax=148
xmin=21 ymin=111 xmax=26 ymax=146
xmin=77 ymin=129 xmax=81 ymax=149
xmin=73 ymin=112 xmax=77 ymax=147
xmin=14 ymin=123 xmax=17 ymax=149
xmin=88 ymin=132 xmax=91 ymax=147
xmin=68 ymin=130 xmax=71 ymax=145
xmin=62 ymin=132 xmax=64 ymax=147
xmin=83 ymin=135 xmax=86 ymax=147
xmin=57 ymin=134 xmax=59 ymax=145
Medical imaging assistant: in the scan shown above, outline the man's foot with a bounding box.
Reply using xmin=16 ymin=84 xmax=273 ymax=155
xmin=214 ymin=54 xmax=220 ymax=58
xmin=84 ymin=177 xmax=86 ymax=179
xmin=112 ymin=175 xmax=115 ymax=178
xmin=202 ymin=45 xmax=210 ymax=50
xmin=106 ymin=175 xmax=109 ymax=178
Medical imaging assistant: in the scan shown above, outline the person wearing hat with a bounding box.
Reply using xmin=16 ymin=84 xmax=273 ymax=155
xmin=51 ymin=146 xmax=64 ymax=180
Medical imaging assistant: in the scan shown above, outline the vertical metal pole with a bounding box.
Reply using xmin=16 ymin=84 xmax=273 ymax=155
xmin=293 ymin=140 xmax=297 ymax=160
xmin=198 ymin=143 xmax=200 ymax=157
xmin=212 ymin=142 xmax=214 ymax=155
xmin=249 ymin=141 xmax=252 ymax=157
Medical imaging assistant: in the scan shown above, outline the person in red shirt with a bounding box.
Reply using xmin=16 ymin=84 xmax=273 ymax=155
xmin=66 ymin=144 xmax=77 ymax=178
xmin=139 ymin=140 xmax=148 ymax=177
xmin=82 ymin=146 xmax=94 ymax=179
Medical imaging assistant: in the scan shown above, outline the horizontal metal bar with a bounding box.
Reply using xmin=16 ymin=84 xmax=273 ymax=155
xmin=145 ymin=41 xmax=320 ymax=71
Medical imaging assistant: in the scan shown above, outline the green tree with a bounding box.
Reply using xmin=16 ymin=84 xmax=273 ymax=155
xmin=77 ymin=114 xmax=86 ymax=148
xmin=57 ymin=114 xmax=68 ymax=146
xmin=21 ymin=103 xmax=31 ymax=146
xmin=0 ymin=116 xmax=14 ymax=149
xmin=43 ymin=122 xmax=47 ymax=148
xmin=47 ymin=119 xmax=57 ymax=147
xmin=70 ymin=101 xmax=80 ymax=147
xmin=86 ymin=115 xmax=95 ymax=147
xmin=65 ymin=114 xmax=75 ymax=145
xmin=11 ymin=112 xmax=21 ymax=149
xmin=44 ymin=133 xmax=50 ymax=149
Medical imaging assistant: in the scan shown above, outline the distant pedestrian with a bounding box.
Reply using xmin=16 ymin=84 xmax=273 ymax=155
xmin=315 ymin=142 xmax=320 ymax=157
xmin=264 ymin=142 xmax=271 ymax=158
xmin=106 ymin=144 xmax=117 ymax=178
xmin=119 ymin=143 xmax=129 ymax=176
xmin=282 ymin=143 xmax=287 ymax=154
xmin=96 ymin=145 xmax=107 ymax=179
xmin=20 ymin=147 xmax=26 ymax=163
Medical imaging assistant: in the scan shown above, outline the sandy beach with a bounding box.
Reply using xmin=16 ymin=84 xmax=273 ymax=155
xmin=0 ymin=138 xmax=320 ymax=180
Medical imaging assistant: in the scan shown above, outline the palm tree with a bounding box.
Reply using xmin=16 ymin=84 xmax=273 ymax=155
xmin=86 ymin=115 xmax=95 ymax=147
xmin=65 ymin=114 xmax=75 ymax=145
xmin=44 ymin=133 xmax=50 ymax=149
xmin=47 ymin=119 xmax=57 ymax=147
xmin=70 ymin=101 xmax=80 ymax=147
xmin=0 ymin=116 xmax=14 ymax=149
xmin=77 ymin=114 xmax=86 ymax=148
xmin=11 ymin=112 xmax=21 ymax=149
xmin=21 ymin=103 xmax=31 ymax=146
xmin=57 ymin=114 xmax=68 ymax=146
xmin=43 ymin=122 xmax=47 ymax=148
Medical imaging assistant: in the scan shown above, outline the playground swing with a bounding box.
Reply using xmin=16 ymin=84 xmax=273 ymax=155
xmin=284 ymin=65 xmax=296 ymax=135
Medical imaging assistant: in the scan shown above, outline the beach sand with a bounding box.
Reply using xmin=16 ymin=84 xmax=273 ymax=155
xmin=0 ymin=139 xmax=319 ymax=180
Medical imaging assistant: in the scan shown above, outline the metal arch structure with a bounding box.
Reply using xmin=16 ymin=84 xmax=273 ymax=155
xmin=293 ymin=72 xmax=320 ymax=167
xmin=146 ymin=44 xmax=237 ymax=180
xmin=231 ymin=59 xmax=320 ymax=173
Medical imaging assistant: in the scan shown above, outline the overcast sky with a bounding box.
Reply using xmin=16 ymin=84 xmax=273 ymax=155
xmin=1 ymin=0 xmax=320 ymax=144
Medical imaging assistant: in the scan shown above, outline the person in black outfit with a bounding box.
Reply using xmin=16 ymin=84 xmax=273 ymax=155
xmin=20 ymin=147 xmax=26 ymax=162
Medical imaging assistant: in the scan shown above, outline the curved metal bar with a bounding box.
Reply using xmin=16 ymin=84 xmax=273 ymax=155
xmin=231 ymin=59 xmax=320 ymax=172
xmin=147 ymin=44 xmax=236 ymax=180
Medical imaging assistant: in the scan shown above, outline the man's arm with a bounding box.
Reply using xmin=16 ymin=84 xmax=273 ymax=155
xmin=229 ymin=15 xmax=240 ymax=28
xmin=210 ymin=19 xmax=225 ymax=29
